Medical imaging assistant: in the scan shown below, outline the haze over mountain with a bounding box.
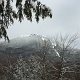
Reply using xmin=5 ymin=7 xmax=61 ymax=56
xmin=0 ymin=34 xmax=80 ymax=62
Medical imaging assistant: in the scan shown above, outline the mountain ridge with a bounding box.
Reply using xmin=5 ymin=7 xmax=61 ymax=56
xmin=0 ymin=34 xmax=80 ymax=63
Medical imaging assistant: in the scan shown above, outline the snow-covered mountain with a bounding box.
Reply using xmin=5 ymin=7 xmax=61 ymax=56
xmin=0 ymin=34 xmax=80 ymax=62
xmin=0 ymin=34 xmax=60 ymax=60
xmin=0 ymin=34 xmax=51 ymax=48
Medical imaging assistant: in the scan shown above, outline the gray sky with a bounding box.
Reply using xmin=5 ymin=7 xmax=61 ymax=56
xmin=3 ymin=0 xmax=80 ymax=47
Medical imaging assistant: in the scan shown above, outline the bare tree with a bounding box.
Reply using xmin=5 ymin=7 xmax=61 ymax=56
xmin=41 ymin=38 xmax=58 ymax=80
xmin=52 ymin=34 xmax=78 ymax=80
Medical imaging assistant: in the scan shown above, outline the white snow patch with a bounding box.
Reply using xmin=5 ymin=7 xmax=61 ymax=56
xmin=20 ymin=35 xmax=30 ymax=38
xmin=54 ymin=49 xmax=60 ymax=57
xmin=41 ymin=35 xmax=48 ymax=41
xmin=41 ymin=37 xmax=45 ymax=41
xmin=31 ymin=0 xmax=37 ymax=9
xmin=51 ymin=41 xmax=56 ymax=49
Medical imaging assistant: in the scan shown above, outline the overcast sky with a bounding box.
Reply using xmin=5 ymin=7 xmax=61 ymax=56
xmin=2 ymin=0 xmax=80 ymax=47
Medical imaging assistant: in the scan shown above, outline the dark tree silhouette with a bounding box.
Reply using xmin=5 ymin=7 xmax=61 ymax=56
xmin=0 ymin=0 xmax=52 ymax=41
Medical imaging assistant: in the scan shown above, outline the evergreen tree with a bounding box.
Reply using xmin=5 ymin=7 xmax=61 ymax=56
xmin=6 ymin=55 xmax=29 ymax=80
xmin=0 ymin=0 xmax=52 ymax=41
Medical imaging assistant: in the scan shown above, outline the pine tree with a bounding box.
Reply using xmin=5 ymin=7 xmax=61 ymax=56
xmin=0 ymin=0 xmax=52 ymax=41
xmin=6 ymin=55 xmax=29 ymax=80
xmin=28 ymin=55 xmax=43 ymax=80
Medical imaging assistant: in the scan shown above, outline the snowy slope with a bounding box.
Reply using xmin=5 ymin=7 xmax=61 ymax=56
xmin=0 ymin=34 xmax=80 ymax=62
